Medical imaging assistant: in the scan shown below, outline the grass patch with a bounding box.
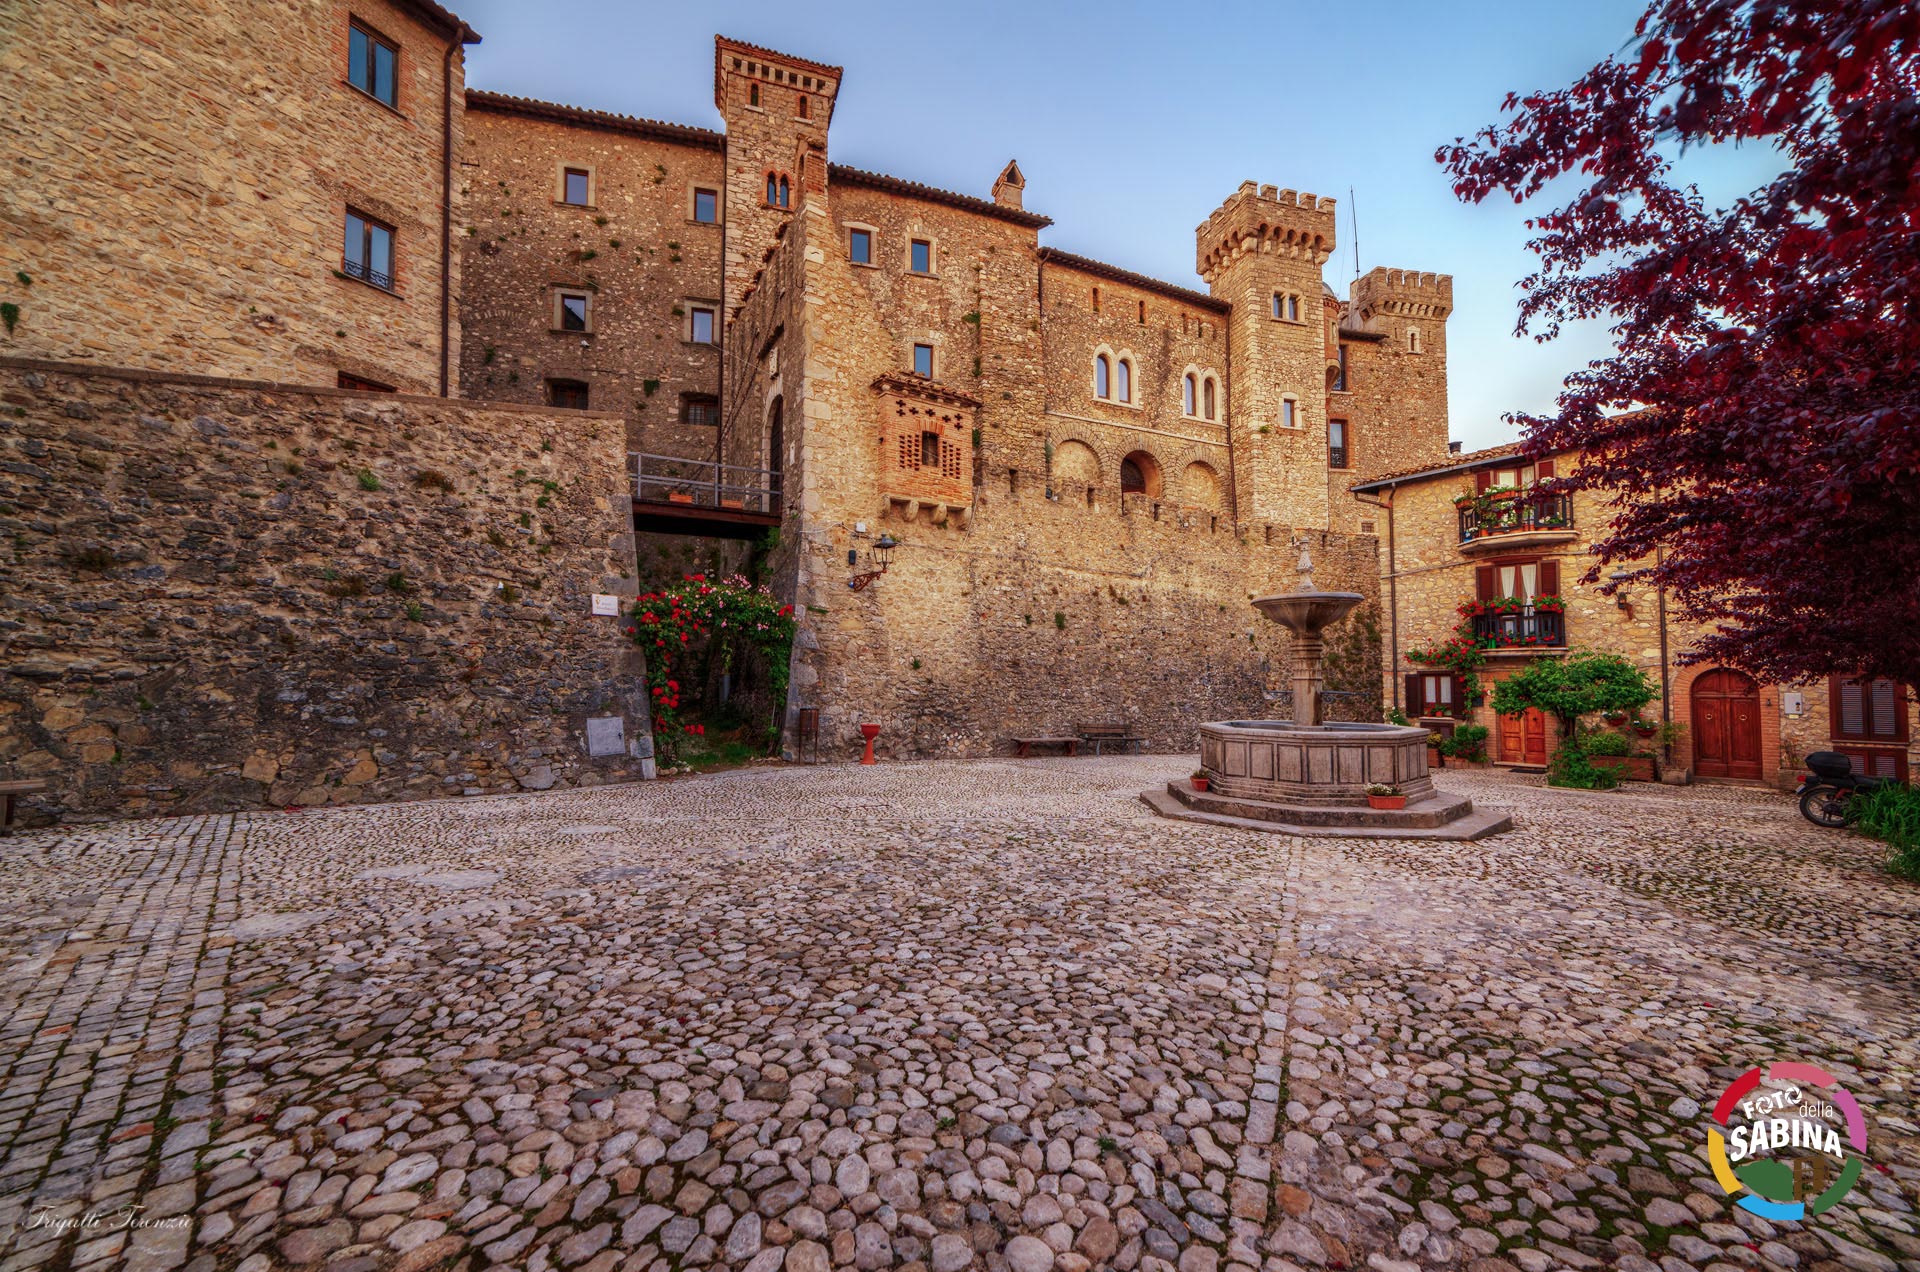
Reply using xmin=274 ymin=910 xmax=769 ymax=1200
xmin=1855 ymin=782 xmax=1920 ymax=880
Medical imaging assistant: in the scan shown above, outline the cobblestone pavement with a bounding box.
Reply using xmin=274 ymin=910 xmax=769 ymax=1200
xmin=0 ymin=760 xmax=1914 ymax=1272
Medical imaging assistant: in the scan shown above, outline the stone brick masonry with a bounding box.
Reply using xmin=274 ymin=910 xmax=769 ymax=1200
xmin=0 ymin=359 xmax=649 ymax=825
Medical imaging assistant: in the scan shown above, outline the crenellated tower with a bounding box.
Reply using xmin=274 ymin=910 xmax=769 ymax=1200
xmin=1348 ymin=267 xmax=1454 ymax=474
xmin=715 ymin=37 xmax=842 ymax=315
xmin=1198 ymin=182 xmax=1338 ymax=527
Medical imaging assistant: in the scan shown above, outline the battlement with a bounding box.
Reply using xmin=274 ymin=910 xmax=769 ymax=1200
xmin=1351 ymin=266 xmax=1453 ymax=320
xmin=714 ymin=35 xmax=843 ymax=116
xmin=1197 ymin=181 xmax=1338 ymax=282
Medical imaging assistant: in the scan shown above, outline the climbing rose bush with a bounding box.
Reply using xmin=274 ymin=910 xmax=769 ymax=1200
xmin=626 ymin=575 xmax=796 ymax=759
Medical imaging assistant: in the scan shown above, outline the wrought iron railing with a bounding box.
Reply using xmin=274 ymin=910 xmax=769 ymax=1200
xmin=1471 ymin=606 xmax=1566 ymax=649
xmin=341 ymin=257 xmax=393 ymax=291
xmin=1458 ymin=491 xmax=1573 ymax=543
xmin=631 ymin=452 xmax=780 ymax=515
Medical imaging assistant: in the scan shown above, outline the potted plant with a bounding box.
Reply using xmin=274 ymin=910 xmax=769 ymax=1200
xmin=1601 ymin=709 xmax=1628 ymax=726
xmin=1582 ymin=729 xmax=1640 ymax=777
xmin=1366 ymin=783 xmax=1407 ymax=810
xmin=1190 ymin=768 xmax=1210 ymax=793
xmin=1437 ymin=723 xmax=1490 ymax=766
xmin=1631 ymin=716 xmax=1658 ymax=738
xmin=1426 ymin=734 xmax=1444 ymax=769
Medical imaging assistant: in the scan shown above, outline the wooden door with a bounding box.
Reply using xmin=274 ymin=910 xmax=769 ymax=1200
xmin=1499 ymin=708 xmax=1548 ymax=766
xmin=1693 ymin=669 xmax=1762 ymax=779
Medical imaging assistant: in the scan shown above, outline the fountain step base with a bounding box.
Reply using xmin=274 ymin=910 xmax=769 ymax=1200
xmin=1142 ymin=783 xmax=1513 ymax=841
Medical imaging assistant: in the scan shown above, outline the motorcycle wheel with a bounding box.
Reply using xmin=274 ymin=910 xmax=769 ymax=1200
xmin=1799 ymin=784 xmax=1856 ymax=828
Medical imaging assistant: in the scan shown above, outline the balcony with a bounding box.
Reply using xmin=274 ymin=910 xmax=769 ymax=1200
xmin=631 ymin=452 xmax=781 ymax=538
xmin=1457 ymin=491 xmax=1576 ymax=554
xmin=1470 ymin=604 xmax=1566 ymax=651
xmin=341 ymin=257 xmax=394 ymax=292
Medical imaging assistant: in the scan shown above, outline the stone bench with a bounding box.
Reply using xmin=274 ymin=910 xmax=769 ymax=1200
xmin=0 ymin=779 xmax=50 ymax=835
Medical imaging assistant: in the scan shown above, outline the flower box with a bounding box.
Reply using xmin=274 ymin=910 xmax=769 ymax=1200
xmin=667 ymin=492 xmax=695 ymax=505
xmin=1367 ymin=793 xmax=1408 ymax=810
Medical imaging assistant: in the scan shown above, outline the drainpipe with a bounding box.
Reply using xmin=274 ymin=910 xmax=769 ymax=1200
xmin=439 ymin=41 xmax=456 ymax=397
xmin=1657 ymin=543 xmax=1672 ymax=753
xmin=1354 ymin=485 xmax=1398 ymax=712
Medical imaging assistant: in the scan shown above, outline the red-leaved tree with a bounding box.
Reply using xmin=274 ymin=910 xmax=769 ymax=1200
xmin=1439 ymin=0 xmax=1920 ymax=686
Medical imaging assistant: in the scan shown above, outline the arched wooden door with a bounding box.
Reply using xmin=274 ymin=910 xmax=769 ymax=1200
xmin=1692 ymin=668 xmax=1762 ymax=779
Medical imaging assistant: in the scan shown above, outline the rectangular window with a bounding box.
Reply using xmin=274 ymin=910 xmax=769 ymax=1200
xmin=348 ymin=22 xmax=397 ymax=107
xmin=912 ymin=343 xmax=933 ymax=378
xmin=682 ymin=394 xmax=720 ymax=426
xmin=547 ymin=379 xmax=589 ymax=410
xmin=692 ymin=188 xmax=718 ymax=223
xmin=849 ymin=228 xmax=872 ymax=265
xmin=921 ymin=431 xmax=940 ymax=467
xmin=1281 ymin=399 xmax=1297 ymax=429
xmin=1832 ymin=676 xmax=1909 ymax=743
xmin=562 ymin=168 xmax=591 ymax=206
xmin=336 ymin=372 xmax=394 ymax=392
xmin=1333 ymin=345 xmax=1349 ymax=392
xmin=557 ymin=291 xmax=589 ymax=332
xmin=343 ymin=210 xmax=394 ymax=290
xmin=1328 ymin=419 xmax=1348 ymax=470
xmin=689 ymin=306 xmax=715 ymax=344
xmin=909 ymin=239 xmax=932 ymax=274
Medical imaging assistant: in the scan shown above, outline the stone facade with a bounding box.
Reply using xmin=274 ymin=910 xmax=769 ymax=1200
xmin=0 ymin=0 xmax=476 ymax=394
xmin=1356 ymin=446 xmax=1920 ymax=787
xmin=0 ymin=359 xmax=649 ymax=824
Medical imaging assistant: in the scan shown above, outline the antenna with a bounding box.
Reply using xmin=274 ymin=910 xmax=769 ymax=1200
xmin=1349 ymin=185 xmax=1360 ymax=279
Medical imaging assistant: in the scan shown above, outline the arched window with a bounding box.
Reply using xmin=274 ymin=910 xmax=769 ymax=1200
xmin=1116 ymin=358 xmax=1131 ymax=404
xmin=766 ymin=173 xmax=778 ymax=205
xmin=1271 ymin=293 xmax=1283 ymax=319
xmin=1203 ymin=377 xmax=1216 ymax=421
xmin=750 ymin=84 xmax=760 ymax=107
xmin=1408 ymin=327 xmax=1422 ymax=354
xmin=1119 ymin=450 xmax=1161 ymax=497
xmin=778 ymin=176 xmax=790 ymax=208
xmin=1183 ymin=374 xmax=1196 ymax=416
xmin=1093 ymin=354 xmax=1111 ymax=399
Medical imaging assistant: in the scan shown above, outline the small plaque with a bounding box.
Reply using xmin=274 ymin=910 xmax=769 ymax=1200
xmin=585 ymin=715 xmax=626 ymax=758
xmin=591 ymin=593 xmax=620 ymax=617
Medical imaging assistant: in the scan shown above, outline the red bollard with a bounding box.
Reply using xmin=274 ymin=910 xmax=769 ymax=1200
xmin=859 ymin=723 xmax=881 ymax=765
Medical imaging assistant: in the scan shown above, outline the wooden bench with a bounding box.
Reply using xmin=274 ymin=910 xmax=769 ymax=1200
xmin=0 ymin=779 xmax=49 ymax=835
xmin=1012 ymin=736 xmax=1080 ymax=758
xmin=1078 ymin=723 xmax=1147 ymax=755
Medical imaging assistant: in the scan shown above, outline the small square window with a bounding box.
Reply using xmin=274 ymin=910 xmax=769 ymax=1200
xmin=348 ymin=23 xmax=397 ymax=107
xmin=912 ymin=344 xmax=933 ymax=378
xmin=558 ymin=292 xmax=589 ymax=332
xmin=849 ymin=228 xmax=871 ymax=265
xmin=692 ymin=188 xmax=718 ymax=223
xmin=683 ymin=394 xmax=720 ymax=426
xmin=563 ymin=168 xmax=591 ymax=206
xmin=910 ymin=240 xmax=932 ymax=274
xmin=690 ymin=307 xmax=716 ymax=344
xmin=548 ymin=379 xmax=589 ymax=410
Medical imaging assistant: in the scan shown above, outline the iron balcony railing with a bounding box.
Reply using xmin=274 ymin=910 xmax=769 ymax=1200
xmin=631 ymin=451 xmax=780 ymax=515
xmin=1458 ymin=491 xmax=1573 ymax=543
xmin=1472 ymin=605 xmax=1567 ymax=649
xmin=341 ymin=257 xmax=393 ymax=291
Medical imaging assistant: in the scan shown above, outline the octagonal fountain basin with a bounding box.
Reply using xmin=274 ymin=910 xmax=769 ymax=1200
xmin=1198 ymin=719 xmax=1435 ymax=807
xmin=1251 ymin=591 xmax=1366 ymax=635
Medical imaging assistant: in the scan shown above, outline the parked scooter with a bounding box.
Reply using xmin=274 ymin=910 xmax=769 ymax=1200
xmin=1797 ymin=750 xmax=1897 ymax=827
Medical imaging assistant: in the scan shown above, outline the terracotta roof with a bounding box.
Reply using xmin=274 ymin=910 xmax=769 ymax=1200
xmin=1037 ymin=248 xmax=1227 ymax=313
xmin=828 ymin=164 xmax=1052 ymax=228
xmin=396 ymin=0 xmax=479 ymax=43
xmin=465 ymin=91 xmax=723 ymax=150
xmin=1348 ymin=442 xmax=1529 ymax=492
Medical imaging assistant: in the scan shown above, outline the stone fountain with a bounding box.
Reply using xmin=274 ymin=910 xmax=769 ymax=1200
xmin=1142 ymin=543 xmax=1512 ymax=840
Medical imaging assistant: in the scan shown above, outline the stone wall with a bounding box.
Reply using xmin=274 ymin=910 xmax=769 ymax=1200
xmin=457 ymin=94 xmax=728 ymax=459
xmin=0 ymin=358 xmax=649 ymax=825
xmin=0 ymin=0 xmax=471 ymax=394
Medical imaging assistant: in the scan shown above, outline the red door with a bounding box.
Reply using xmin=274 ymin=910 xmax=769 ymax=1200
xmin=1499 ymin=708 xmax=1548 ymax=766
xmin=1693 ymin=669 xmax=1762 ymax=779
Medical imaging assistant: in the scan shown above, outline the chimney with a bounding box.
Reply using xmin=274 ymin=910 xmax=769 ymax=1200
xmin=992 ymin=159 xmax=1025 ymax=210
xmin=1448 ymin=440 xmax=1463 ymax=454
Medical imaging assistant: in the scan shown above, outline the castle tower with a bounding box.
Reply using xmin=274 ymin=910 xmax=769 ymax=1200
xmin=1348 ymin=267 xmax=1454 ymax=473
xmin=1198 ymin=183 xmax=1338 ymax=527
xmin=714 ymin=37 xmax=842 ymax=314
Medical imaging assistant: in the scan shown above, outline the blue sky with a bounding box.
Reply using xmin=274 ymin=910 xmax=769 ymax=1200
xmin=457 ymin=0 xmax=1781 ymax=450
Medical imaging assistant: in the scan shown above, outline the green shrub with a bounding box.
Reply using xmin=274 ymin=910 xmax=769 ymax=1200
xmin=1581 ymin=729 xmax=1632 ymax=757
xmin=1437 ymin=723 xmax=1490 ymax=762
xmin=1548 ymin=743 xmax=1620 ymax=790
xmin=1855 ymin=783 xmax=1920 ymax=880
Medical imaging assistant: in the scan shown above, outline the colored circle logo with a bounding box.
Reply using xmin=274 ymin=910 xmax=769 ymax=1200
xmin=1707 ymin=1062 xmax=1868 ymax=1220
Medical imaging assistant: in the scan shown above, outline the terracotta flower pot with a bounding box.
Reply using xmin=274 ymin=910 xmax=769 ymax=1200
xmin=1367 ymin=794 xmax=1408 ymax=810
xmin=1191 ymin=777 xmax=1210 ymax=793
xmin=1427 ymin=745 xmax=1443 ymax=768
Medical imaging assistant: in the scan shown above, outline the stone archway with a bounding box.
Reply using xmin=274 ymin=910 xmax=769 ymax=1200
xmin=1120 ymin=450 xmax=1162 ymax=497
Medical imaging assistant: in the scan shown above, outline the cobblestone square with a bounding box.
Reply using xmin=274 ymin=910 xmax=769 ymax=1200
xmin=0 ymin=760 xmax=1913 ymax=1272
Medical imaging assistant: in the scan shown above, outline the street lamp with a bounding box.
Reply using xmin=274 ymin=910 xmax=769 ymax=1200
xmin=848 ymin=533 xmax=899 ymax=591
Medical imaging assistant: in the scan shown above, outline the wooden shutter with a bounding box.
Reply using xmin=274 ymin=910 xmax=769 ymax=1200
xmin=1536 ymin=458 xmax=1556 ymax=480
xmin=1833 ymin=676 xmax=1867 ymax=740
xmin=1476 ymin=565 xmax=1496 ymax=602
xmin=1869 ymin=678 xmax=1906 ymax=740
xmin=1539 ymin=560 xmax=1559 ymax=597
xmin=1405 ymin=673 xmax=1423 ymax=715
xmin=1451 ymin=675 xmax=1470 ymax=715
xmin=1475 ymin=469 xmax=1492 ymax=493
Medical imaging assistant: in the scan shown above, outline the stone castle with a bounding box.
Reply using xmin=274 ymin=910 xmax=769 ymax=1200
xmin=9 ymin=5 xmax=1900 ymax=820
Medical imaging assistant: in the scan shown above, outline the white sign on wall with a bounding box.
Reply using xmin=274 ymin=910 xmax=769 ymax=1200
xmin=591 ymin=593 xmax=619 ymax=617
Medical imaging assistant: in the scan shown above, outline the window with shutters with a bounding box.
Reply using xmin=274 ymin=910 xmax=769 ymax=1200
xmin=1830 ymin=676 xmax=1909 ymax=744
xmin=1470 ymin=558 xmax=1566 ymax=647
xmin=1405 ymin=672 xmax=1465 ymax=719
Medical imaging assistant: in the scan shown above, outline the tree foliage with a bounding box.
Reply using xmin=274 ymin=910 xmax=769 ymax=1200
xmin=1439 ymin=0 xmax=1920 ymax=686
xmin=1490 ymin=650 xmax=1658 ymax=735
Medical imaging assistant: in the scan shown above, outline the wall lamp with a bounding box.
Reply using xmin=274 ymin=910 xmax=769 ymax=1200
xmin=848 ymin=533 xmax=899 ymax=591
xmin=1608 ymin=569 xmax=1635 ymax=619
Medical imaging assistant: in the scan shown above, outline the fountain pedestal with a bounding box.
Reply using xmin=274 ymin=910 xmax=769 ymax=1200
xmin=1140 ymin=546 xmax=1511 ymax=840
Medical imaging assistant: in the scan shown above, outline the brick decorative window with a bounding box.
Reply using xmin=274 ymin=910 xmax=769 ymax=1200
xmin=342 ymin=209 xmax=394 ymax=291
xmin=682 ymin=394 xmax=719 ymax=426
xmin=876 ymin=377 xmax=975 ymax=509
xmin=912 ymin=343 xmax=934 ymax=378
xmin=555 ymin=291 xmax=591 ymax=333
xmin=1831 ymin=676 xmax=1909 ymax=744
xmin=347 ymin=21 xmax=398 ymax=107
xmin=849 ymin=228 xmax=872 ymax=265
xmin=688 ymin=305 xmax=716 ymax=344
xmin=909 ymin=239 xmax=933 ymax=275
xmin=692 ymin=188 xmax=718 ymax=224
xmin=547 ymin=379 xmax=589 ymax=409
xmin=337 ymin=372 xmax=394 ymax=392
xmin=562 ymin=168 xmax=591 ymax=207
xmin=893 ymin=424 xmax=963 ymax=483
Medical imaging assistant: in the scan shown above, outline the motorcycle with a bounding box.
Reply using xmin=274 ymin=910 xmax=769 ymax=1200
xmin=1797 ymin=750 xmax=1897 ymax=827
